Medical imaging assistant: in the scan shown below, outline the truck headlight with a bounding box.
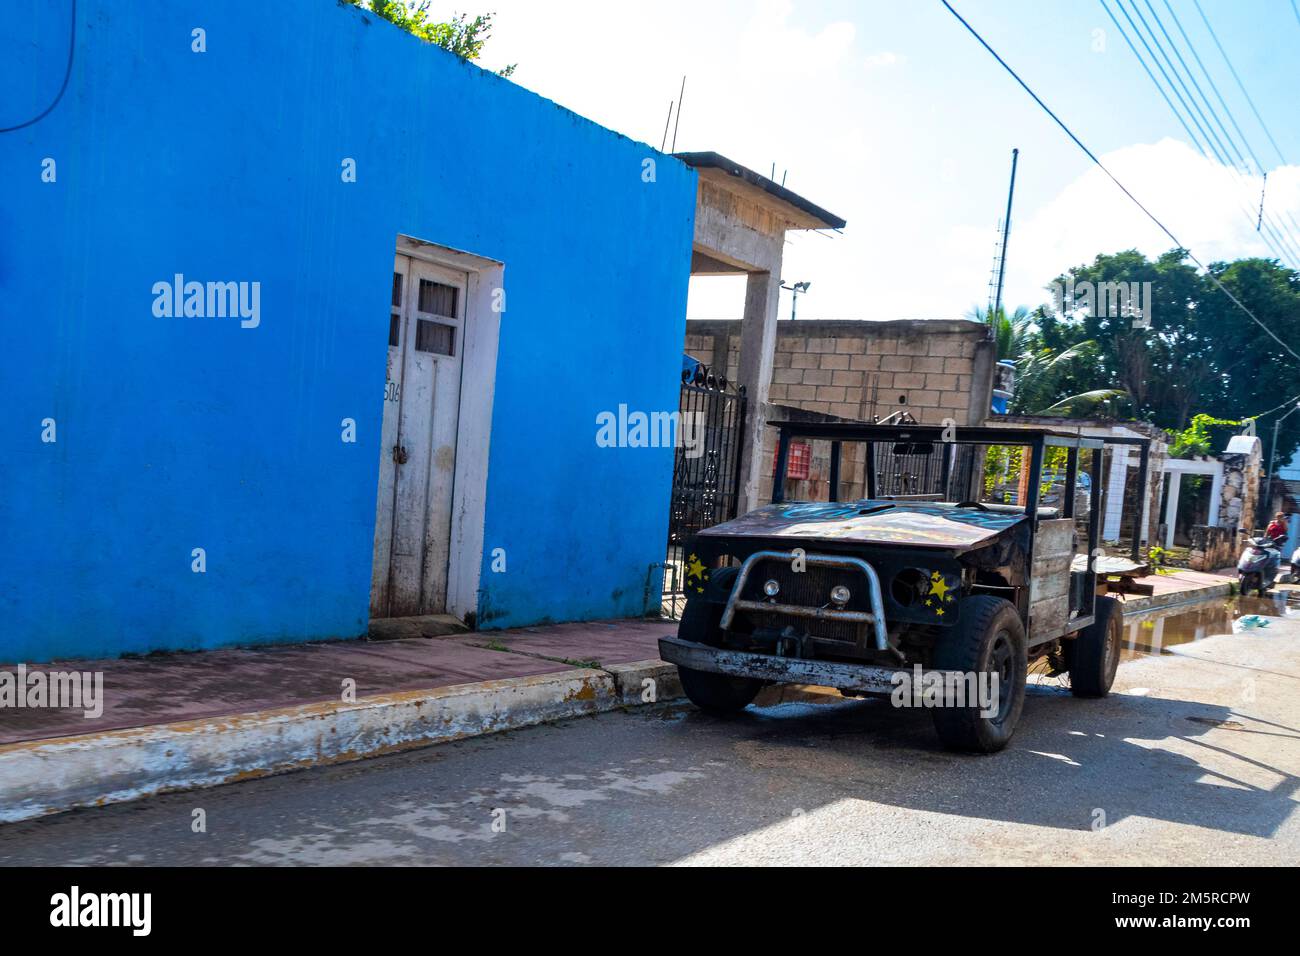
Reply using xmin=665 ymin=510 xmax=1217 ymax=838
xmin=763 ymin=579 xmax=781 ymax=597
xmin=830 ymin=585 xmax=851 ymax=606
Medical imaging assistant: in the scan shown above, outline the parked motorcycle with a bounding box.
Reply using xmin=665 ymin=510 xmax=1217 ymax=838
xmin=1238 ymin=531 xmax=1283 ymax=596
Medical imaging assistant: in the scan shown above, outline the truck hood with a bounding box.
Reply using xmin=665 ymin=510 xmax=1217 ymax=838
xmin=697 ymin=500 xmax=1027 ymax=552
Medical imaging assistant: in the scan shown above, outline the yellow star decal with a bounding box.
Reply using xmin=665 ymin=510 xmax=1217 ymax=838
xmin=686 ymin=553 xmax=707 ymax=582
xmin=929 ymin=572 xmax=952 ymax=602
xmin=936 ymin=607 xmax=945 ymax=617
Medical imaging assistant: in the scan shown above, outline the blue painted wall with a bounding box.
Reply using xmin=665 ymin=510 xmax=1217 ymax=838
xmin=0 ymin=0 xmax=696 ymax=661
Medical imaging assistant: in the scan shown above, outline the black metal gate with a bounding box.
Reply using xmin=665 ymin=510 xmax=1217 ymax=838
xmin=667 ymin=363 xmax=747 ymax=546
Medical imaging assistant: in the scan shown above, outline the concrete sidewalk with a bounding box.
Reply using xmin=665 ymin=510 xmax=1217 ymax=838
xmin=1110 ymin=565 xmax=1235 ymax=613
xmin=0 ymin=566 xmax=1238 ymax=824
xmin=0 ymin=620 xmax=678 ymax=823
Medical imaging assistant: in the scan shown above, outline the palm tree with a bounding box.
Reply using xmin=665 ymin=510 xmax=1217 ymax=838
xmin=968 ymin=304 xmax=1126 ymax=417
xmin=968 ymin=304 xmax=1032 ymax=362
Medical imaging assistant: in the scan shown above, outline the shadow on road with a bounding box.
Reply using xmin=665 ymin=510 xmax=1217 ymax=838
xmin=669 ymin=683 xmax=1299 ymax=840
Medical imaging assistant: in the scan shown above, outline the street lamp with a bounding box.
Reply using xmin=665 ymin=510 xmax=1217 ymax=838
xmin=780 ymin=280 xmax=811 ymax=321
xmin=1265 ymin=401 xmax=1300 ymax=524
xmin=1268 ymin=403 xmax=1300 ymax=481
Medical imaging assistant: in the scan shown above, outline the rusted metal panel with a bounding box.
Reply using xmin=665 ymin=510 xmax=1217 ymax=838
xmin=1029 ymin=518 xmax=1074 ymax=640
xmin=1029 ymin=596 xmax=1070 ymax=641
xmin=659 ymin=636 xmax=967 ymax=695
xmin=699 ymin=501 xmax=1027 ymax=552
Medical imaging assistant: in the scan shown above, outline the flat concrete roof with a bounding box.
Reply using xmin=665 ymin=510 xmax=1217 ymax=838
xmin=675 ymin=151 xmax=846 ymax=230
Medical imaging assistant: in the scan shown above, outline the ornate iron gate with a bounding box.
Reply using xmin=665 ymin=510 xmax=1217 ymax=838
xmin=662 ymin=363 xmax=746 ymax=619
xmin=668 ymin=363 xmax=747 ymax=546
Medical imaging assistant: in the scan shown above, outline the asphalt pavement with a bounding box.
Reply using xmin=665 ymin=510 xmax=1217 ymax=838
xmin=1 ymin=608 xmax=1295 ymax=866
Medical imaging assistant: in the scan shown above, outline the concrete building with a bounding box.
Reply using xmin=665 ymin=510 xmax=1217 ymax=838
xmin=675 ymin=154 xmax=846 ymax=512
xmin=684 ymin=317 xmax=997 ymax=505
xmin=2 ymin=1 xmax=701 ymax=661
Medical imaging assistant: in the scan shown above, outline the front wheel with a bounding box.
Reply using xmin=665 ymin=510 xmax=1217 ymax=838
xmin=929 ymin=596 xmax=1027 ymax=753
xmin=676 ymin=567 xmax=762 ymax=715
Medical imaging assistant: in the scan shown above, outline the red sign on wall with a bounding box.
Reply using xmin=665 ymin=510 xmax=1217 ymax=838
xmin=775 ymin=440 xmax=811 ymax=480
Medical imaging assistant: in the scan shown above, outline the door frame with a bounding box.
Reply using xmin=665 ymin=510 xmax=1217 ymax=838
xmin=389 ymin=234 xmax=504 ymax=624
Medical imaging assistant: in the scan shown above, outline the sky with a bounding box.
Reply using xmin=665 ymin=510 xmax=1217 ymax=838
xmin=470 ymin=0 xmax=1300 ymax=324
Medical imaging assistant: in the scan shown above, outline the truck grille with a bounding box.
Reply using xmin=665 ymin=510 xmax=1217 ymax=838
xmin=739 ymin=560 xmax=868 ymax=645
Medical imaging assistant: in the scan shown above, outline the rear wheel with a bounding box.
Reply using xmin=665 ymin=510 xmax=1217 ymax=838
xmin=930 ymin=596 xmax=1027 ymax=753
xmin=1065 ymin=595 xmax=1121 ymax=697
xmin=676 ymin=567 xmax=762 ymax=715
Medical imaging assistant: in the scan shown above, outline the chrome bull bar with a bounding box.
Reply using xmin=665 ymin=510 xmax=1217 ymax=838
xmin=719 ymin=550 xmax=889 ymax=652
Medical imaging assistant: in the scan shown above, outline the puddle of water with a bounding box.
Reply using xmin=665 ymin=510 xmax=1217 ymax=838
xmin=1120 ymin=589 xmax=1300 ymax=660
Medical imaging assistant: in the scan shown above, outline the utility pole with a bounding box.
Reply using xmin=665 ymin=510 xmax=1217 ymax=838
xmin=992 ymin=148 xmax=1019 ymax=320
xmin=1265 ymin=402 xmax=1300 ymax=525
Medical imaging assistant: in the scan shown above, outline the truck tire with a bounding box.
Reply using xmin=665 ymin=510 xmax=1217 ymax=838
xmin=1065 ymin=595 xmax=1121 ymax=697
xmin=929 ymin=596 xmax=1027 ymax=754
xmin=676 ymin=567 xmax=763 ymax=715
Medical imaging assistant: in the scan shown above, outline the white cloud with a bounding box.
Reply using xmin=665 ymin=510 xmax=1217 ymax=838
xmin=863 ymin=51 xmax=902 ymax=70
xmin=1003 ymin=139 xmax=1300 ymax=311
xmin=736 ymin=0 xmax=857 ymax=74
xmin=689 ymin=138 xmax=1300 ymax=324
xmin=478 ymin=2 xmax=1300 ymax=326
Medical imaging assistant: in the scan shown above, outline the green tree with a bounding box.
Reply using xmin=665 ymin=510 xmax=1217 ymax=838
xmin=344 ymin=1 xmax=515 ymax=76
xmin=969 ymin=304 xmax=1032 ymax=362
xmin=1030 ymin=249 xmax=1300 ymax=467
xmin=969 ymin=304 xmax=1118 ymax=416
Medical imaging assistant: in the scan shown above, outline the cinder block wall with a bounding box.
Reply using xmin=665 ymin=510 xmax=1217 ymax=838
xmin=685 ymin=318 xmax=996 ymax=504
xmin=685 ymin=318 xmax=995 ymax=425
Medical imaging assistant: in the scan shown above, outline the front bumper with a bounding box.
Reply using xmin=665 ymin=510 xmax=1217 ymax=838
xmin=659 ymin=635 xmax=965 ymax=697
xmin=720 ymin=549 xmax=889 ymax=651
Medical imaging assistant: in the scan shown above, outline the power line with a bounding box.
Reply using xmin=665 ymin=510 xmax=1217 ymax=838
xmin=1109 ymin=0 xmax=1300 ymax=265
xmin=1142 ymin=0 xmax=1240 ymax=168
xmin=1159 ymin=0 xmax=1300 ymax=256
xmin=1102 ymin=0 xmax=1300 ymax=265
xmin=1128 ymin=1 xmax=1229 ymax=166
xmin=1100 ymin=0 xmax=1299 ymax=266
xmin=1193 ymin=0 xmax=1288 ymax=167
xmin=1101 ymin=0 xmax=1300 ymax=265
xmin=0 ymin=0 xmax=76 ymax=133
xmin=1143 ymin=0 xmax=1300 ymax=261
xmin=938 ymin=0 xmax=1300 ymax=366
xmin=1253 ymin=390 xmax=1300 ymax=422
xmin=1162 ymin=0 xmax=1263 ymax=172
xmin=1138 ymin=0 xmax=1300 ymax=261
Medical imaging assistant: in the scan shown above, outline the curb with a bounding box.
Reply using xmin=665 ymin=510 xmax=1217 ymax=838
xmin=0 ymin=661 xmax=679 ymax=825
xmin=0 ymin=582 xmax=1232 ymax=825
xmin=1116 ymin=580 xmax=1233 ymax=616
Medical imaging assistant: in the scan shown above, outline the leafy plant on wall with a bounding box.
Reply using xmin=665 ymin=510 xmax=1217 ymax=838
xmin=342 ymin=1 xmax=516 ymax=76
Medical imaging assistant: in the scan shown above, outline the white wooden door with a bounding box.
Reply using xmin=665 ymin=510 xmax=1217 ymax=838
xmin=370 ymin=255 xmax=467 ymax=618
